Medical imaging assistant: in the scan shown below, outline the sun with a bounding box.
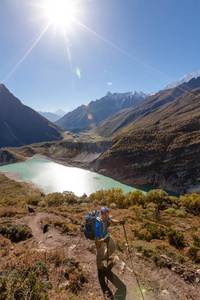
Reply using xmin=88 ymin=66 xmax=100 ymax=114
xmin=45 ymin=0 xmax=76 ymax=30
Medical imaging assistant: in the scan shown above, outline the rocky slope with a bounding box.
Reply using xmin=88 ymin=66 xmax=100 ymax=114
xmin=96 ymin=88 xmax=200 ymax=194
xmin=0 ymin=84 xmax=63 ymax=147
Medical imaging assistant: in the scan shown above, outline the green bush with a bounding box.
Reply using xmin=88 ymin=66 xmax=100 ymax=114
xmin=126 ymin=190 xmax=145 ymax=207
xmin=145 ymin=189 xmax=169 ymax=210
xmin=146 ymin=223 xmax=165 ymax=240
xmin=165 ymin=208 xmax=176 ymax=215
xmin=180 ymin=193 xmax=200 ymax=215
xmin=191 ymin=234 xmax=200 ymax=247
xmin=46 ymin=193 xmax=66 ymax=207
xmin=166 ymin=229 xmax=185 ymax=249
xmin=64 ymin=259 xmax=87 ymax=294
xmin=187 ymin=247 xmax=200 ymax=263
xmin=27 ymin=195 xmax=41 ymax=206
xmin=134 ymin=223 xmax=165 ymax=242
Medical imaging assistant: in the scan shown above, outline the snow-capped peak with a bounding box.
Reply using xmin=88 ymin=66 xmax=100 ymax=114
xmin=164 ymin=70 xmax=200 ymax=90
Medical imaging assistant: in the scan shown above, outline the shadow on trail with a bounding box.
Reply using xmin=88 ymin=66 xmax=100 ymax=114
xmin=98 ymin=269 xmax=127 ymax=299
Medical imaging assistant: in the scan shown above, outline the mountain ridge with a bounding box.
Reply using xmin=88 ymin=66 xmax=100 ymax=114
xmin=98 ymin=76 xmax=200 ymax=137
xmin=0 ymin=84 xmax=63 ymax=148
xmin=56 ymin=91 xmax=149 ymax=132
xmin=164 ymin=70 xmax=200 ymax=90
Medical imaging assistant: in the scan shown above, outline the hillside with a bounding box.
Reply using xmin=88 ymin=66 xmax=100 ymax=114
xmin=0 ymin=84 xmax=63 ymax=148
xmin=56 ymin=91 xmax=149 ymax=132
xmin=98 ymin=77 xmax=200 ymax=137
xmin=0 ymin=174 xmax=200 ymax=299
xmin=96 ymin=88 xmax=200 ymax=194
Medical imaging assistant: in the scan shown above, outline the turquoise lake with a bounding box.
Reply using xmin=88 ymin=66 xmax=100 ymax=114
xmin=0 ymin=158 xmax=148 ymax=196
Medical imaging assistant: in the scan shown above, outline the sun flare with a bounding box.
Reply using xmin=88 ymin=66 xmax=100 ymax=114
xmin=45 ymin=0 xmax=76 ymax=30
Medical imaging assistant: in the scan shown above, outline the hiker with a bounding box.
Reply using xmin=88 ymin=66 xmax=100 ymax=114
xmin=95 ymin=206 xmax=125 ymax=270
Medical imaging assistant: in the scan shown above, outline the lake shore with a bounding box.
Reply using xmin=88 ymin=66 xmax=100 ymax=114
xmin=0 ymin=155 xmax=144 ymax=196
xmin=0 ymin=170 xmax=46 ymax=194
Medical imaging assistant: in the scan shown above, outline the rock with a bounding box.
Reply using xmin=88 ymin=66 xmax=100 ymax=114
xmin=161 ymin=290 xmax=169 ymax=295
xmin=59 ymin=280 xmax=69 ymax=289
xmin=196 ymin=269 xmax=200 ymax=274
xmin=69 ymin=244 xmax=76 ymax=251
xmin=120 ymin=262 xmax=126 ymax=273
xmin=47 ymin=235 xmax=52 ymax=239
xmin=113 ymin=255 xmax=120 ymax=264
xmin=38 ymin=241 xmax=44 ymax=244
xmin=135 ymin=252 xmax=143 ymax=257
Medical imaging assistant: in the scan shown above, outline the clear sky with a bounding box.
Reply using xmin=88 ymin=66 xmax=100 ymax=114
xmin=1 ymin=0 xmax=200 ymax=113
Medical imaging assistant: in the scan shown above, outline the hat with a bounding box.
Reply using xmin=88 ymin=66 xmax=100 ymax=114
xmin=101 ymin=206 xmax=109 ymax=214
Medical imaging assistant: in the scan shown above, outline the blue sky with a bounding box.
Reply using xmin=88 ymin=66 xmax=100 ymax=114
xmin=1 ymin=0 xmax=200 ymax=113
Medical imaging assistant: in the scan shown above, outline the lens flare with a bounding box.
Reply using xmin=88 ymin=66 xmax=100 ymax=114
xmin=74 ymin=67 xmax=81 ymax=79
xmin=88 ymin=114 xmax=93 ymax=120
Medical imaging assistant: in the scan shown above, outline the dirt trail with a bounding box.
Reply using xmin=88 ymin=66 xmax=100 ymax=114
xmin=15 ymin=212 xmax=200 ymax=300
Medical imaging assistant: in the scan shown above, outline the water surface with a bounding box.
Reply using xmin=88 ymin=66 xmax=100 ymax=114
xmin=0 ymin=158 xmax=147 ymax=196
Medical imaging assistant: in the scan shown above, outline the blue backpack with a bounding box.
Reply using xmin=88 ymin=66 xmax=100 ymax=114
xmin=84 ymin=210 xmax=103 ymax=240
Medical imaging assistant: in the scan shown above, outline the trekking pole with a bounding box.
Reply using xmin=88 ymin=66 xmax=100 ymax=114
xmin=106 ymin=241 xmax=109 ymax=286
xmin=123 ymin=224 xmax=145 ymax=300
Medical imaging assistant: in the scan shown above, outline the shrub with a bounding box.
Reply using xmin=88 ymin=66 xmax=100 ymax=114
xmin=46 ymin=193 xmax=66 ymax=207
xmin=27 ymin=195 xmax=41 ymax=206
xmin=165 ymin=207 xmax=177 ymax=215
xmin=166 ymin=229 xmax=185 ymax=249
xmin=64 ymin=258 xmax=87 ymax=294
xmin=0 ymin=236 xmax=11 ymax=248
xmin=176 ymin=210 xmax=185 ymax=217
xmin=146 ymin=223 xmax=165 ymax=240
xmin=0 ymin=223 xmax=32 ymax=243
xmin=126 ymin=190 xmax=145 ymax=207
xmin=187 ymin=247 xmax=200 ymax=263
xmin=110 ymin=202 xmax=117 ymax=209
xmin=180 ymin=193 xmax=200 ymax=215
xmin=63 ymin=191 xmax=78 ymax=204
xmin=191 ymin=234 xmax=200 ymax=247
xmin=134 ymin=223 xmax=165 ymax=242
xmin=38 ymin=200 xmax=47 ymax=207
xmin=106 ymin=188 xmax=125 ymax=208
xmin=145 ymin=189 xmax=169 ymax=210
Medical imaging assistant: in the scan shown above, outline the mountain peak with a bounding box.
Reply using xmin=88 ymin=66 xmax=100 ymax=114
xmin=56 ymin=91 xmax=149 ymax=131
xmin=0 ymin=84 xmax=62 ymax=147
xmin=164 ymin=71 xmax=200 ymax=90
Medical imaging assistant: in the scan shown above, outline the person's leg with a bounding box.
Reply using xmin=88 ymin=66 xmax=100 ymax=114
xmin=107 ymin=236 xmax=116 ymax=257
xmin=96 ymin=243 xmax=107 ymax=270
xmin=98 ymin=269 xmax=113 ymax=299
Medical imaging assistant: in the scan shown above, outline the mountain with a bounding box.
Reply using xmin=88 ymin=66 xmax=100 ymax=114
xmin=37 ymin=111 xmax=61 ymax=122
xmin=56 ymin=91 xmax=149 ymax=132
xmin=54 ymin=109 xmax=66 ymax=117
xmin=0 ymin=84 xmax=63 ymax=148
xmin=164 ymin=70 xmax=200 ymax=90
xmin=98 ymin=76 xmax=200 ymax=137
xmin=96 ymin=77 xmax=200 ymax=194
xmin=38 ymin=109 xmax=66 ymax=122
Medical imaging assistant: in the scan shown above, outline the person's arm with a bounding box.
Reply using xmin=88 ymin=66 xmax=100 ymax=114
xmin=108 ymin=218 xmax=126 ymax=225
xmin=109 ymin=218 xmax=121 ymax=224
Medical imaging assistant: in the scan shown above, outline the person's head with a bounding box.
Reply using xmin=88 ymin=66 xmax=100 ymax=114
xmin=101 ymin=206 xmax=109 ymax=221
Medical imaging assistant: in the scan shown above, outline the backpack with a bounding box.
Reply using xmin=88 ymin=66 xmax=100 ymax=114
xmin=84 ymin=210 xmax=103 ymax=240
